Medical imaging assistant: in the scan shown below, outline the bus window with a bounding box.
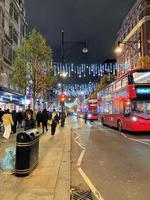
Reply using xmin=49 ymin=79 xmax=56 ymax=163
xmin=124 ymin=101 xmax=131 ymax=116
xmin=132 ymin=72 xmax=150 ymax=84
xmin=131 ymin=100 xmax=150 ymax=114
xmin=116 ymin=81 xmax=121 ymax=91
xmin=112 ymin=83 xmax=116 ymax=92
xmin=122 ymin=77 xmax=128 ymax=88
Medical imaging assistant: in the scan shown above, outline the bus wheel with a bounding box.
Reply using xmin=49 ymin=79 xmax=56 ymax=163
xmin=117 ymin=120 xmax=122 ymax=132
xmin=101 ymin=118 xmax=105 ymax=126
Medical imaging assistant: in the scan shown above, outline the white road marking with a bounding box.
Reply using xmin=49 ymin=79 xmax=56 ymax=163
xmin=74 ymin=132 xmax=85 ymax=150
xmin=73 ymin=131 xmax=104 ymax=200
xmin=120 ymin=132 xmax=128 ymax=138
xmin=128 ymin=138 xmax=150 ymax=146
xmin=77 ymin=149 xmax=85 ymax=167
xmin=78 ymin=168 xmax=104 ymax=200
xmin=120 ymin=132 xmax=150 ymax=146
xmin=92 ymin=123 xmax=150 ymax=147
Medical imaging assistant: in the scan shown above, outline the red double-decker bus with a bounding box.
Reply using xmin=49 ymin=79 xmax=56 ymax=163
xmin=97 ymin=68 xmax=150 ymax=132
xmin=85 ymin=97 xmax=98 ymax=120
xmin=77 ymin=98 xmax=98 ymax=120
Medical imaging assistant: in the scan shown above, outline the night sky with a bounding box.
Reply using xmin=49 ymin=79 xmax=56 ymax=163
xmin=25 ymin=0 xmax=136 ymax=64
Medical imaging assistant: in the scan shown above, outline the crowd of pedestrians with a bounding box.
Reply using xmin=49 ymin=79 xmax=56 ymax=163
xmin=0 ymin=107 xmax=66 ymax=142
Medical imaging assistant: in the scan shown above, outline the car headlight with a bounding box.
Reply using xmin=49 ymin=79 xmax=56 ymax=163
xmin=132 ymin=116 xmax=138 ymax=122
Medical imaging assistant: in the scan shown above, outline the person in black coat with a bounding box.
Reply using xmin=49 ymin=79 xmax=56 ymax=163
xmin=51 ymin=109 xmax=59 ymax=136
xmin=36 ymin=110 xmax=42 ymax=127
xmin=60 ymin=112 xmax=66 ymax=127
xmin=12 ymin=110 xmax=17 ymax=133
xmin=17 ymin=111 xmax=24 ymax=128
xmin=0 ymin=108 xmax=4 ymax=122
xmin=42 ymin=108 xmax=49 ymax=133
xmin=0 ymin=108 xmax=4 ymax=132
xmin=84 ymin=112 xmax=88 ymax=124
xmin=24 ymin=113 xmax=35 ymax=131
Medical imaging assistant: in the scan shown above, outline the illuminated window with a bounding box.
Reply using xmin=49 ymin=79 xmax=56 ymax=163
xmin=116 ymin=81 xmax=121 ymax=91
xmin=122 ymin=77 xmax=128 ymax=88
xmin=133 ymin=72 xmax=150 ymax=84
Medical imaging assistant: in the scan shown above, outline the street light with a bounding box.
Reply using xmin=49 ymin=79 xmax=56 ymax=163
xmin=59 ymin=72 xmax=68 ymax=93
xmin=114 ymin=40 xmax=141 ymax=56
xmin=61 ymin=29 xmax=88 ymax=65
xmin=60 ymin=30 xmax=88 ymax=112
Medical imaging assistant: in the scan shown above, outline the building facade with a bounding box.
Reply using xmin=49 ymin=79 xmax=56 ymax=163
xmin=115 ymin=0 xmax=150 ymax=77
xmin=0 ymin=0 xmax=26 ymax=111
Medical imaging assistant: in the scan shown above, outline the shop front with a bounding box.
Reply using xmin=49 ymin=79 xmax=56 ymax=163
xmin=0 ymin=87 xmax=25 ymax=112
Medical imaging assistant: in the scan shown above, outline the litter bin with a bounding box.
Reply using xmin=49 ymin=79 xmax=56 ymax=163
xmin=15 ymin=129 xmax=39 ymax=177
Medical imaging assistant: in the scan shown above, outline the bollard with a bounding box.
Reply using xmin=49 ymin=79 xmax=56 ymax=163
xmin=15 ymin=129 xmax=39 ymax=177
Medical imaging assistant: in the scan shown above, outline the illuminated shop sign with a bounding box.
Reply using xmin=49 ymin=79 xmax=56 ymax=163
xmin=136 ymin=88 xmax=150 ymax=95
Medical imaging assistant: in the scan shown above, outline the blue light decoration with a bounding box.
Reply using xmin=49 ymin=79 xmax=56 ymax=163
xmin=53 ymin=62 xmax=117 ymax=97
xmin=53 ymin=62 xmax=117 ymax=78
xmin=136 ymin=88 xmax=150 ymax=95
xmin=55 ymin=83 xmax=97 ymax=97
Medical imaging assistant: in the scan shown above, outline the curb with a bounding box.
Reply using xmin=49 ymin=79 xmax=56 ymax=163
xmin=53 ymin=127 xmax=71 ymax=200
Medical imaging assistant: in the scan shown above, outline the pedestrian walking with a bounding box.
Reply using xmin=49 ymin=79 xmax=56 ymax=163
xmin=36 ymin=110 xmax=42 ymax=127
xmin=51 ymin=109 xmax=59 ymax=136
xmin=24 ymin=113 xmax=35 ymax=131
xmin=2 ymin=109 xmax=14 ymax=142
xmin=12 ymin=110 xmax=17 ymax=134
xmin=60 ymin=111 xmax=66 ymax=127
xmin=84 ymin=112 xmax=88 ymax=124
xmin=17 ymin=111 xmax=24 ymax=128
xmin=0 ymin=108 xmax=4 ymax=132
xmin=41 ymin=108 xmax=49 ymax=133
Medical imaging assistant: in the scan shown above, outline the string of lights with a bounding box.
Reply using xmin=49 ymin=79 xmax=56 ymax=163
xmin=53 ymin=62 xmax=129 ymax=97
xmin=53 ymin=62 xmax=130 ymax=78
xmin=54 ymin=83 xmax=96 ymax=97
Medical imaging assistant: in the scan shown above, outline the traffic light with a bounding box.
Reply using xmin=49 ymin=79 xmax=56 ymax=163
xmin=60 ymin=93 xmax=66 ymax=103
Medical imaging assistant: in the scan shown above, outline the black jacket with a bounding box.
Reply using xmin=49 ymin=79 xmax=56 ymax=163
xmin=42 ymin=110 xmax=49 ymax=122
xmin=24 ymin=118 xmax=35 ymax=130
xmin=36 ymin=112 xmax=42 ymax=122
xmin=0 ymin=110 xmax=4 ymax=122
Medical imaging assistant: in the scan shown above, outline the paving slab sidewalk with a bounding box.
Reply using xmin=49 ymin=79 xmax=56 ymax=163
xmin=0 ymin=122 xmax=71 ymax=200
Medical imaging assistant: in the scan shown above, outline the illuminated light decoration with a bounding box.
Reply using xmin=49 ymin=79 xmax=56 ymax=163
xmin=53 ymin=62 xmax=117 ymax=78
xmin=71 ymin=64 xmax=74 ymax=71
xmin=54 ymin=83 xmax=97 ymax=97
xmin=136 ymin=88 xmax=150 ymax=95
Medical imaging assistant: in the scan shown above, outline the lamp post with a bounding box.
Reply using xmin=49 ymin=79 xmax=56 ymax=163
xmin=60 ymin=30 xmax=88 ymax=112
xmin=61 ymin=30 xmax=88 ymax=65
xmin=114 ymin=35 xmax=142 ymax=76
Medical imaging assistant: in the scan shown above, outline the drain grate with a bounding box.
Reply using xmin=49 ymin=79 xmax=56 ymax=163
xmin=71 ymin=188 xmax=93 ymax=200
